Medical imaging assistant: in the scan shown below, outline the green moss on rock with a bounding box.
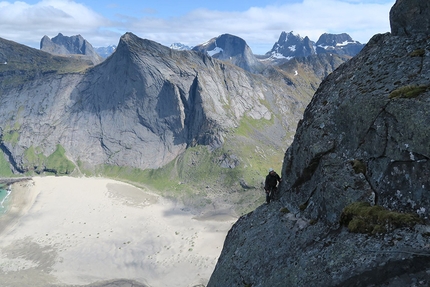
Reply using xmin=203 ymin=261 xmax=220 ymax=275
xmin=351 ymin=159 xmax=366 ymax=175
xmin=280 ymin=207 xmax=290 ymax=214
xmin=410 ymin=49 xmax=425 ymax=57
xmin=299 ymin=202 xmax=308 ymax=211
xmin=45 ymin=144 xmax=76 ymax=175
xmin=389 ymin=85 xmax=428 ymax=99
xmin=340 ymin=201 xmax=421 ymax=235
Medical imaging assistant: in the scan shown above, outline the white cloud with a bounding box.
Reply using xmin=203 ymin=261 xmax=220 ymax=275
xmin=0 ymin=0 xmax=109 ymax=46
xmin=0 ymin=0 xmax=394 ymax=54
xmin=127 ymin=0 xmax=393 ymax=53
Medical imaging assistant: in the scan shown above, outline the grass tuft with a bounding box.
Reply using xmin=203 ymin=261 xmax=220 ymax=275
xmin=340 ymin=201 xmax=422 ymax=234
xmin=389 ymin=85 xmax=428 ymax=99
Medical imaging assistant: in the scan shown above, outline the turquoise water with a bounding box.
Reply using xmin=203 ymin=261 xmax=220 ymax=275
xmin=0 ymin=185 xmax=11 ymax=214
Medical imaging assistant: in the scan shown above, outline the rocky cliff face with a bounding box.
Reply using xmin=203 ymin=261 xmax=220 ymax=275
xmin=0 ymin=32 xmax=309 ymax=178
xmin=209 ymin=0 xmax=430 ymax=286
xmin=40 ymin=33 xmax=103 ymax=65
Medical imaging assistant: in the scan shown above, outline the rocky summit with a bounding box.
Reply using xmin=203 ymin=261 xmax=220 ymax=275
xmin=40 ymin=33 xmax=103 ymax=65
xmin=208 ymin=0 xmax=430 ymax=286
xmin=192 ymin=33 xmax=265 ymax=73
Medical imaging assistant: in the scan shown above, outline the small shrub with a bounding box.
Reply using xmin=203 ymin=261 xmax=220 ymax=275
xmin=299 ymin=203 xmax=308 ymax=211
xmin=280 ymin=207 xmax=290 ymax=214
xmin=351 ymin=159 xmax=366 ymax=175
xmin=389 ymin=85 xmax=428 ymax=99
xmin=340 ymin=201 xmax=421 ymax=235
xmin=410 ymin=49 xmax=425 ymax=57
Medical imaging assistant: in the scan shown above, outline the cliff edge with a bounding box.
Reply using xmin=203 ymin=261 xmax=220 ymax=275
xmin=209 ymin=0 xmax=430 ymax=286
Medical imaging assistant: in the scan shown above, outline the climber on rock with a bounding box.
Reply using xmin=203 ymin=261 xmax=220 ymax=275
xmin=264 ymin=168 xmax=282 ymax=204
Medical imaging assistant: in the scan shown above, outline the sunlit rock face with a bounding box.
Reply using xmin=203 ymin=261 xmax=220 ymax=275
xmin=0 ymin=32 xmax=308 ymax=174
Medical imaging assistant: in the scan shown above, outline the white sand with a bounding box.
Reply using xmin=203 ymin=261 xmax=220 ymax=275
xmin=0 ymin=176 xmax=236 ymax=287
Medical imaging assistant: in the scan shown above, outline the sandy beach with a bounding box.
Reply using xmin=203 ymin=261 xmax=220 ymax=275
xmin=0 ymin=176 xmax=236 ymax=287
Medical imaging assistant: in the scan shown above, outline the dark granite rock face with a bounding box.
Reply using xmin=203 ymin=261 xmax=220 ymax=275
xmin=390 ymin=0 xmax=430 ymax=37
xmin=209 ymin=0 xmax=430 ymax=286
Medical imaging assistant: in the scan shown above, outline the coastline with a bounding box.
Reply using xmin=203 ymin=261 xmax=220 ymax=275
xmin=0 ymin=176 xmax=236 ymax=287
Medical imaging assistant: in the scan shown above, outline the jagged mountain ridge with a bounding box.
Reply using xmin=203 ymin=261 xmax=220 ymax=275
xmin=209 ymin=0 xmax=430 ymax=286
xmin=268 ymin=31 xmax=315 ymax=59
xmin=169 ymin=43 xmax=193 ymax=50
xmin=40 ymin=33 xmax=103 ymax=65
xmin=191 ymin=32 xmax=360 ymax=75
xmin=0 ymin=32 xmax=308 ymax=182
xmin=43 ymin=31 xmax=362 ymax=78
xmin=265 ymin=31 xmax=364 ymax=64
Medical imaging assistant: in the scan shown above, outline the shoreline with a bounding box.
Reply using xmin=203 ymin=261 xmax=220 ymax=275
xmin=0 ymin=176 xmax=236 ymax=287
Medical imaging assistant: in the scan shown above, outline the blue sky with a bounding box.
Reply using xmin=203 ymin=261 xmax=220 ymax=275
xmin=0 ymin=0 xmax=395 ymax=54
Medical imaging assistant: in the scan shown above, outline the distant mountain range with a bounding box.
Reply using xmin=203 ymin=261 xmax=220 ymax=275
xmin=266 ymin=31 xmax=364 ymax=60
xmin=94 ymin=45 xmax=117 ymax=58
xmin=79 ymin=30 xmax=364 ymax=67
xmin=169 ymin=43 xmax=193 ymax=50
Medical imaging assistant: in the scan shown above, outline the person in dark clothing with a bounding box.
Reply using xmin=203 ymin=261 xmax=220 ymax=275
xmin=264 ymin=168 xmax=282 ymax=204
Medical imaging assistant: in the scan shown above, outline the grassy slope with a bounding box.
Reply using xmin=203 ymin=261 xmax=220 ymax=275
xmin=0 ymin=37 xmax=91 ymax=90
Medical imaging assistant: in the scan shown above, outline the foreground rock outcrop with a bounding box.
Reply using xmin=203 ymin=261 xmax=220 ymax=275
xmin=209 ymin=0 xmax=430 ymax=285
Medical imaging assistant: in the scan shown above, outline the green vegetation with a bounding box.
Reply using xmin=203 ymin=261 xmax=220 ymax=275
xmin=299 ymin=203 xmax=308 ymax=211
xmin=0 ymin=153 xmax=14 ymax=177
xmin=23 ymin=146 xmax=46 ymax=173
xmin=21 ymin=144 xmax=76 ymax=175
xmin=0 ymin=38 xmax=91 ymax=89
xmin=2 ymin=130 xmax=20 ymax=146
xmin=410 ymin=49 xmax=425 ymax=57
xmin=280 ymin=207 xmax=290 ymax=214
xmin=74 ymin=142 xmax=279 ymax=215
xmin=45 ymin=145 xmax=76 ymax=175
xmin=351 ymin=159 xmax=366 ymax=175
xmin=234 ymin=115 xmax=274 ymax=137
xmin=2 ymin=122 xmax=22 ymax=146
xmin=389 ymin=85 xmax=428 ymax=99
xmin=340 ymin=201 xmax=422 ymax=235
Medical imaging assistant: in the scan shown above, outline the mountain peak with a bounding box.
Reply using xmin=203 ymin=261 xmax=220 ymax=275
xmin=40 ymin=33 xmax=103 ymax=65
xmin=267 ymin=31 xmax=315 ymax=61
xmin=192 ymin=33 xmax=264 ymax=73
xmin=266 ymin=31 xmax=364 ymax=62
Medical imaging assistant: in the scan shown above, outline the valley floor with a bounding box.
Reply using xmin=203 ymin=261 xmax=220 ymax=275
xmin=0 ymin=176 xmax=236 ymax=287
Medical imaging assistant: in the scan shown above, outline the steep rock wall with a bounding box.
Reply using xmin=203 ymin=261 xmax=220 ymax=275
xmin=209 ymin=0 xmax=430 ymax=286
